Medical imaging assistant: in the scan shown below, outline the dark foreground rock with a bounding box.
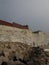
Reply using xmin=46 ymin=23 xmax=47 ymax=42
xmin=0 ymin=42 xmax=49 ymax=65
xmin=23 ymin=46 xmax=49 ymax=65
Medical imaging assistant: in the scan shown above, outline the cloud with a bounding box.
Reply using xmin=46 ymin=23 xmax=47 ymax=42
xmin=0 ymin=0 xmax=49 ymax=32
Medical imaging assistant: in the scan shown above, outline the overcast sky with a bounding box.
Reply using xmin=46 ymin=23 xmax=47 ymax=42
xmin=0 ymin=0 xmax=49 ymax=32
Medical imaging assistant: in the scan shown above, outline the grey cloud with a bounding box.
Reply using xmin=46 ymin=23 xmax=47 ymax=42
xmin=0 ymin=0 xmax=49 ymax=32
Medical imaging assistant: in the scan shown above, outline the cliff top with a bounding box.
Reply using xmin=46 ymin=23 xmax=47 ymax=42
xmin=0 ymin=20 xmax=29 ymax=29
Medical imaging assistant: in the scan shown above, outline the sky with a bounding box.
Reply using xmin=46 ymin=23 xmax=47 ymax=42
xmin=0 ymin=0 xmax=49 ymax=32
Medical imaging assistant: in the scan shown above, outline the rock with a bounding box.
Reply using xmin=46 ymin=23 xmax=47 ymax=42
xmin=0 ymin=42 xmax=30 ymax=64
xmin=23 ymin=46 xmax=49 ymax=65
xmin=8 ymin=60 xmax=26 ymax=65
xmin=1 ymin=62 xmax=8 ymax=65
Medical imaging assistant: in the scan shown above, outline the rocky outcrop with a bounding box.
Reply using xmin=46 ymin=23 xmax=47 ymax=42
xmin=0 ymin=42 xmax=49 ymax=65
xmin=23 ymin=47 xmax=49 ymax=65
xmin=0 ymin=42 xmax=30 ymax=64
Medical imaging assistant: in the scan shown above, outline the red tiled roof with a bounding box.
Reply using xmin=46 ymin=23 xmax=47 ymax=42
xmin=0 ymin=20 xmax=29 ymax=29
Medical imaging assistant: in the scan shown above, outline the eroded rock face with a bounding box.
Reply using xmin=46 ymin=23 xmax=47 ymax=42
xmin=0 ymin=42 xmax=49 ymax=65
xmin=0 ymin=42 xmax=30 ymax=64
xmin=23 ymin=47 xmax=49 ymax=65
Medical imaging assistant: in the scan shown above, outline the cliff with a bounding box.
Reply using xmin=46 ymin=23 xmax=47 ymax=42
xmin=0 ymin=20 xmax=49 ymax=65
xmin=0 ymin=20 xmax=49 ymax=46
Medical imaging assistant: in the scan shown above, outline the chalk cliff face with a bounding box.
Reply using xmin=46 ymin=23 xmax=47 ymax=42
xmin=0 ymin=25 xmax=34 ymax=45
xmin=33 ymin=31 xmax=49 ymax=46
xmin=0 ymin=20 xmax=49 ymax=46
